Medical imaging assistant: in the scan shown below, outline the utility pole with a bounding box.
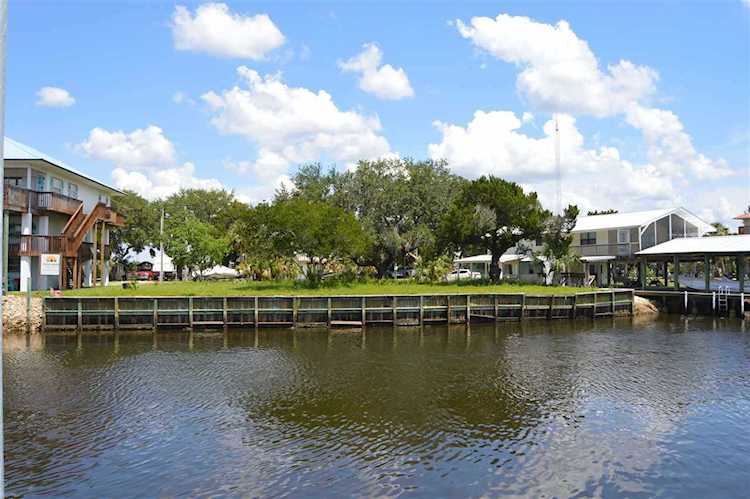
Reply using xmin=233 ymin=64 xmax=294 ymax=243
xmin=159 ymin=207 xmax=164 ymax=283
xmin=0 ymin=1 xmax=9 ymax=495
xmin=554 ymin=114 xmax=561 ymax=215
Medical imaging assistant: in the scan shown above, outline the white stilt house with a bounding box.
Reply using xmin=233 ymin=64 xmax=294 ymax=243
xmin=3 ymin=138 xmax=124 ymax=291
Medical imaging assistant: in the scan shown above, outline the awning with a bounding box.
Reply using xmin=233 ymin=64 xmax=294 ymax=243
xmin=580 ymin=256 xmax=616 ymax=262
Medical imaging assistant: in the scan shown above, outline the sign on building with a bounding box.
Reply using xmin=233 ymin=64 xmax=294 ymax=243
xmin=40 ymin=254 xmax=61 ymax=276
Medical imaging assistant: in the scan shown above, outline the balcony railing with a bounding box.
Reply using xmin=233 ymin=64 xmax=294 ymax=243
xmin=31 ymin=190 xmax=83 ymax=215
xmin=3 ymin=184 xmax=29 ymax=211
xmin=14 ymin=235 xmax=68 ymax=256
xmin=3 ymin=184 xmax=83 ymax=215
xmin=574 ymin=243 xmax=641 ymax=258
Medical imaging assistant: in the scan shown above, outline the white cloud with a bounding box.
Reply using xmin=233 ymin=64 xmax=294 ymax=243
xmin=171 ymin=3 xmax=284 ymax=59
xmin=202 ymin=65 xmax=391 ymax=183
xmin=455 ymin=13 xmax=657 ymax=117
xmin=624 ymin=104 xmax=732 ymax=179
xmin=339 ymin=43 xmax=414 ymax=100
xmin=453 ymin=12 xmax=734 ymax=182
xmin=78 ymin=125 xmax=176 ymax=167
xmin=112 ymin=163 xmax=223 ymax=200
xmin=79 ymin=125 xmax=224 ymax=200
xmin=428 ymin=110 xmax=678 ymax=212
xmin=234 ymin=174 xmax=294 ymax=205
xmin=36 ymin=86 xmax=75 ymax=107
xmin=172 ymin=91 xmax=195 ymax=106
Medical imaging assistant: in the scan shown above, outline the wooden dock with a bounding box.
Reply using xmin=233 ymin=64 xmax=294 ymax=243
xmin=635 ymin=289 xmax=749 ymax=317
xmin=43 ymin=290 xmax=635 ymax=331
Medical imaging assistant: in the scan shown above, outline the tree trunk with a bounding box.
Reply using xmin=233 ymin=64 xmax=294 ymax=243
xmin=489 ymin=249 xmax=501 ymax=283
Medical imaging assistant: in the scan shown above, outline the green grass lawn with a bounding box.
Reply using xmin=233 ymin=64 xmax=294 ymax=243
xmin=49 ymin=279 xmax=588 ymax=297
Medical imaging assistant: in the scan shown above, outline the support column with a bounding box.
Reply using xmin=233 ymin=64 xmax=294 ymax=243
xmin=100 ymin=223 xmax=107 ymax=286
xmin=82 ymin=258 xmax=92 ymax=287
xmin=663 ymin=261 xmax=669 ymax=288
xmin=37 ymin=215 xmax=49 ymax=289
xmin=704 ymin=254 xmax=711 ymax=291
xmin=19 ymin=212 xmax=32 ymax=292
xmin=738 ymin=254 xmax=745 ymax=294
xmin=673 ymin=255 xmax=680 ymax=290
xmin=91 ymin=222 xmax=98 ymax=287
xmin=639 ymin=260 xmax=646 ymax=289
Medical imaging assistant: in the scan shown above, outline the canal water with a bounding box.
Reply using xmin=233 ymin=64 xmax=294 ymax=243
xmin=4 ymin=317 xmax=750 ymax=498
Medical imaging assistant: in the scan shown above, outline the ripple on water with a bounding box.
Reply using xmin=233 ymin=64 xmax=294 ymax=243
xmin=4 ymin=318 xmax=750 ymax=497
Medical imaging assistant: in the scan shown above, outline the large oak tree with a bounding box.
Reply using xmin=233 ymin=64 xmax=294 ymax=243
xmin=439 ymin=176 xmax=548 ymax=282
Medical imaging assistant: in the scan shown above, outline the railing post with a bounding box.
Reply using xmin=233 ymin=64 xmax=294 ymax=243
xmin=152 ymin=298 xmax=158 ymax=330
xmin=572 ymin=294 xmax=578 ymax=319
xmin=465 ymin=295 xmax=470 ymax=323
xmin=327 ymin=297 xmax=332 ymax=326
xmin=254 ymin=296 xmax=259 ymax=327
xmin=446 ymin=295 xmax=452 ymax=324
xmin=292 ymin=296 xmax=298 ymax=327
xmin=612 ymin=290 xmax=616 ymax=315
xmin=188 ymin=297 xmax=194 ymax=330
xmin=223 ymin=297 xmax=228 ymax=326
xmin=77 ymin=299 xmax=82 ymax=330
xmin=548 ymin=295 xmax=553 ymax=320
xmin=392 ymin=296 xmax=397 ymax=326
xmin=494 ymin=294 xmax=499 ymax=320
xmin=520 ymin=294 xmax=526 ymax=320
xmin=114 ymin=297 xmax=120 ymax=329
xmin=362 ymin=296 xmax=367 ymax=326
xmin=419 ymin=295 xmax=424 ymax=325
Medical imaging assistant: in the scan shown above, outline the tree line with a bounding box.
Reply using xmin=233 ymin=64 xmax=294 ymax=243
xmin=112 ymin=158 xmax=579 ymax=284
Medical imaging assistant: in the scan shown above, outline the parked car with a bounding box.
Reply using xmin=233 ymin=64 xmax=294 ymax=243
xmin=126 ymin=270 xmax=154 ymax=281
xmin=444 ymin=269 xmax=482 ymax=282
xmin=389 ymin=267 xmax=415 ymax=279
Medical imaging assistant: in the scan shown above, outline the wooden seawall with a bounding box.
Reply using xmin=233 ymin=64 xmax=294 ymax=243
xmin=43 ymin=290 xmax=634 ymax=331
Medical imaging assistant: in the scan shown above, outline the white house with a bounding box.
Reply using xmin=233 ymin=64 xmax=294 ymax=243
xmin=570 ymin=207 xmax=714 ymax=287
xmin=453 ymin=240 xmax=550 ymax=284
xmin=3 ymin=137 xmax=124 ymax=291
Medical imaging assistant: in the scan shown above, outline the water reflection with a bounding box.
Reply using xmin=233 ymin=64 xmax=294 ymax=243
xmin=5 ymin=317 xmax=750 ymax=497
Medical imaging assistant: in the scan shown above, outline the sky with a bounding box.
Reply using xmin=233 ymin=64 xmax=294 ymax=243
xmin=6 ymin=1 xmax=750 ymax=228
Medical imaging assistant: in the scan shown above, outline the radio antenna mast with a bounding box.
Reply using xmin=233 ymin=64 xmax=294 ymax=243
xmin=554 ymin=114 xmax=562 ymax=215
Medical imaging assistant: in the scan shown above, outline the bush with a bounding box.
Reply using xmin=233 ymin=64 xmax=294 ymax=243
xmin=414 ymin=254 xmax=454 ymax=283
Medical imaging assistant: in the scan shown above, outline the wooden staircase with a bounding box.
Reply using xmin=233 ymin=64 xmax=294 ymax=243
xmin=60 ymin=202 xmax=117 ymax=257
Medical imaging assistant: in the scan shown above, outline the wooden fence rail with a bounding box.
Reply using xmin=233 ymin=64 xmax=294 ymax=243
xmin=43 ymin=290 xmax=634 ymax=331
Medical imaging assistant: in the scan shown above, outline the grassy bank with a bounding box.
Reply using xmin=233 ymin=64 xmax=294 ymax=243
xmin=53 ymin=279 xmax=586 ymax=297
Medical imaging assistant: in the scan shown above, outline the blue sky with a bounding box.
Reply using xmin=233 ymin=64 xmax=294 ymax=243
xmin=6 ymin=1 xmax=750 ymax=226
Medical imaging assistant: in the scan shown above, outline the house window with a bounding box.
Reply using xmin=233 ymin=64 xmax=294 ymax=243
xmin=68 ymin=183 xmax=78 ymax=199
xmin=580 ymin=232 xmax=597 ymax=246
xmin=4 ymin=176 xmax=23 ymax=186
xmin=35 ymin=175 xmax=46 ymax=191
xmin=51 ymin=177 xmax=63 ymax=194
xmin=617 ymin=229 xmax=630 ymax=244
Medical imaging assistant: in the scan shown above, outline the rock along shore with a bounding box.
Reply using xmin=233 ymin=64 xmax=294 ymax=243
xmin=2 ymin=295 xmax=44 ymax=334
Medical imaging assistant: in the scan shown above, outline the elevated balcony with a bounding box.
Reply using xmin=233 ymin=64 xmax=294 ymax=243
xmin=8 ymin=235 xmax=110 ymax=258
xmin=574 ymin=242 xmax=641 ymax=258
xmin=3 ymin=184 xmax=83 ymax=215
xmin=10 ymin=235 xmax=68 ymax=256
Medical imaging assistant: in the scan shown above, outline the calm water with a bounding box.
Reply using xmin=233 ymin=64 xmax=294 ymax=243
xmin=4 ymin=317 xmax=750 ymax=498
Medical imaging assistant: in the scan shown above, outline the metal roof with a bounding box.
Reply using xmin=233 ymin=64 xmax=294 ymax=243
xmin=573 ymin=207 xmax=713 ymax=234
xmin=636 ymin=235 xmax=750 ymax=256
xmin=4 ymin=137 xmax=123 ymax=195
